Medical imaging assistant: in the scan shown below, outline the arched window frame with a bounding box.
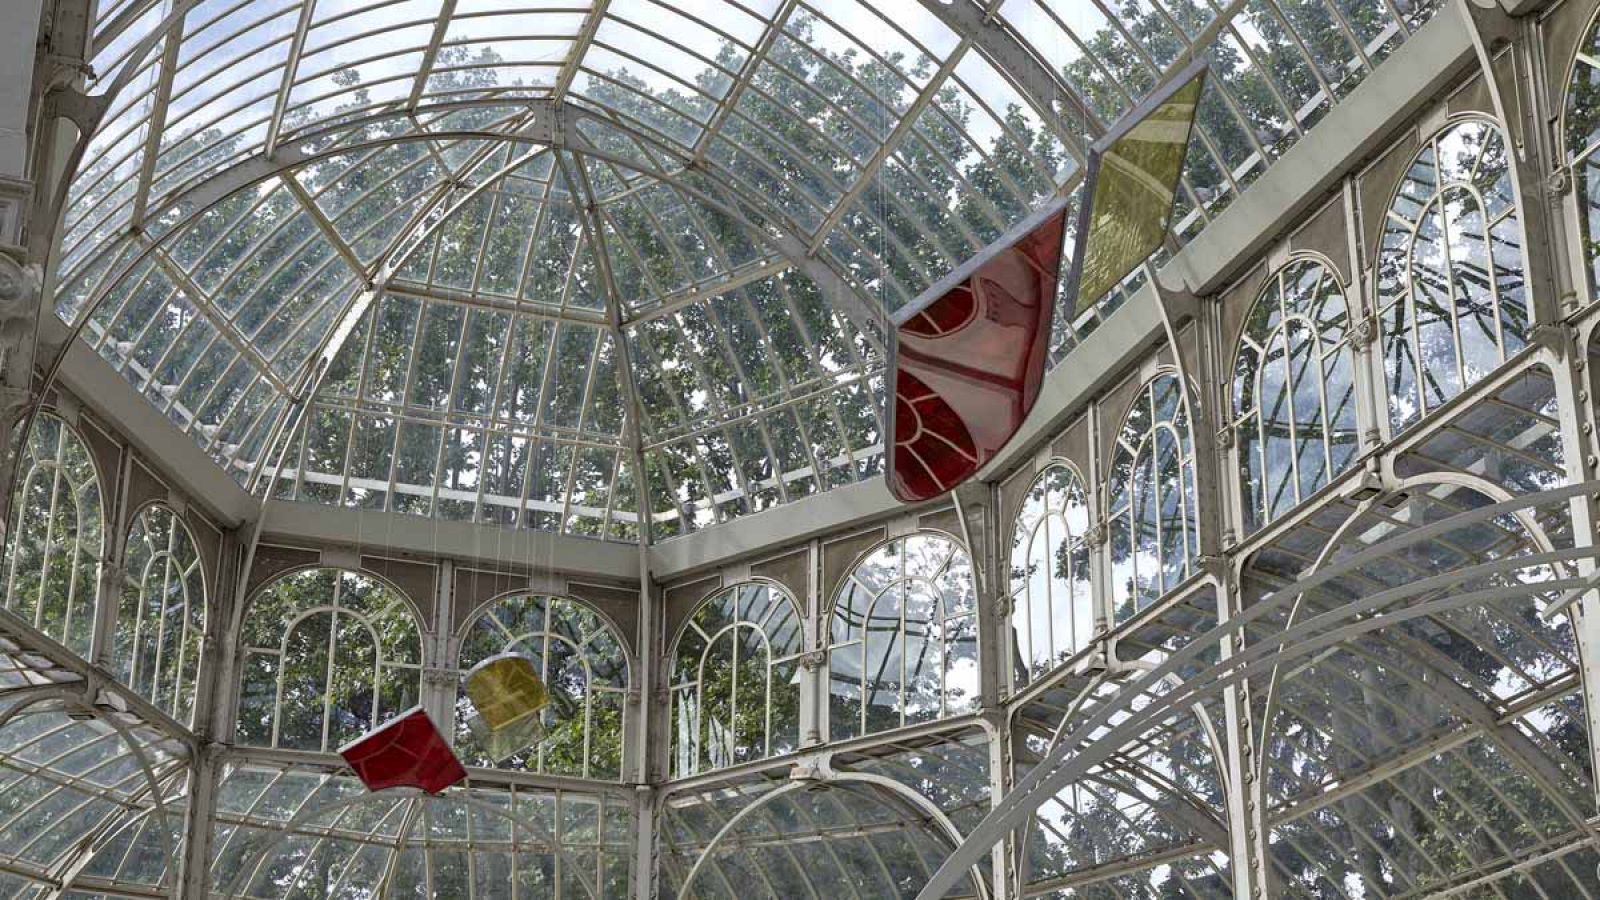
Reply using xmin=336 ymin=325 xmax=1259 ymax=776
xmin=236 ymin=567 xmax=423 ymax=753
xmin=4 ymin=411 xmax=104 ymax=656
xmin=1376 ymin=115 xmax=1528 ymax=435
xmin=1231 ymin=255 xmax=1361 ymax=532
xmin=114 ymin=502 xmax=206 ymax=725
xmin=455 ymin=593 xmax=631 ymax=781
xmin=668 ymin=580 xmax=805 ymax=778
xmin=1563 ymin=12 xmax=1600 ymax=305
xmin=1007 ymin=462 xmax=1095 ymax=685
xmin=827 ymin=531 xmax=979 ymax=741
xmin=1107 ymin=370 xmax=1198 ymax=622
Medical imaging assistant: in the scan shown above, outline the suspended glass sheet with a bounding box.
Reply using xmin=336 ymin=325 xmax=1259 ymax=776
xmin=464 ymin=653 xmax=551 ymax=763
xmin=339 ymin=706 xmax=466 ymax=795
xmin=467 ymin=711 xmax=548 ymax=765
xmin=465 ymin=653 xmax=550 ymax=731
xmin=887 ymin=201 xmax=1069 ymax=502
xmin=1068 ymin=61 xmax=1208 ymax=314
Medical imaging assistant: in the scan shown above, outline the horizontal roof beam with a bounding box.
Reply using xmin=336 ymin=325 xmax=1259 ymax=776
xmin=259 ymin=500 xmax=641 ymax=582
xmin=1154 ymin=0 xmax=1476 ymax=297
xmin=42 ymin=313 xmax=260 ymax=528
xmin=652 ymin=0 xmax=1480 ymax=575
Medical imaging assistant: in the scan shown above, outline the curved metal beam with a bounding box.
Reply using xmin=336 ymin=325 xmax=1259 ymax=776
xmin=213 ymin=788 xmax=604 ymax=899
xmin=0 ymin=686 xmax=182 ymax=896
xmin=676 ymin=774 xmax=989 ymax=900
xmin=915 ymin=481 xmax=1600 ymax=899
xmin=912 ymin=0 xmax=1099 ymax=153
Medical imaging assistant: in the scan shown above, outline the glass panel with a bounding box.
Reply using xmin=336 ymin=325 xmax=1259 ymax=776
xmin=4 ymin=414 xmax=103 ymax=656
xmin=828 ymin=533 xmax=976 ymax=739
xmin=237 ymin=569 xmax=421 ymax=753
xmin=889 ymin=203 xmax=1068 ymax=502
xmin=1109 ymin=372 xmax=1195 ymax=620
xmin=1378 ymin=119 xmax=1526 ymax=433
xmin=1009 ymin=463 xmax=1095 ymax=683
xmin=115 ymin=504 xmax=206 ymax=725
xmin=1069 ymin=65 xmax=1207 ymax=311
xmin=669 ymin=583 xmax=803 ymax=778
xmin=1232 ymin=258 xmax=1357 ymax=531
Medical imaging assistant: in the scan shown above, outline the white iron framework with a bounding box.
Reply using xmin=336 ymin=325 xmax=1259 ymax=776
xmin=0 ymin=0 xmax=1595 ymax=897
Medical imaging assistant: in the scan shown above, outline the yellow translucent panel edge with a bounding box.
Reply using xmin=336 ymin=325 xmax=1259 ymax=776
xmin=465 ymin=653 xmax=550 ymax=731
xmin=1074 ymin=69 xmax=1206 ymax=308
xmin=467 ymin=711 xmax=547 ymax=763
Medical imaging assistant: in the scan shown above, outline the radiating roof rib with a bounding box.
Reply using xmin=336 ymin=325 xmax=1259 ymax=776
xmin=54 ymin=0 xmax=1447 ymax=540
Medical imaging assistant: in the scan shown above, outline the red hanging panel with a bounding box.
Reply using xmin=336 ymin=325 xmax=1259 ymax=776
xmin=885 ymin=61 xmax=1207 ymax=505
xmin=887 ymin=200 xmax=1068 ymax=503
xmin=339 ymin=706 xmax=467 ymax=794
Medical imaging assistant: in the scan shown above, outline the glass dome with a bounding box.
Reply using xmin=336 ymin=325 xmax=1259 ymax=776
xmin=58 ymin=0 xmax=1436 ymax=541
xmin=8 ymin=0 xmax=1596 ymax=897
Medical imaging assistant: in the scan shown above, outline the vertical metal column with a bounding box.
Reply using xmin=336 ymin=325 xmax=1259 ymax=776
xmin=421 ymin=559 xmax=457 ymax=730
xmin=91 ymin=439 xmax=133 ymax=669
xmin=799 ymin=537 xmax=826 ymax=749
xmin=633 ymin=542 xmax=658 ymax=900
xmin=1196 ymin=283 xmax=1269 ymax=900
xmin=964 ymin=480 xmax=1012 ymax=900
xmin=177 ymin=523 xmax=247 ymax=897
xmin=1543 ymin=331 xmax=1600 ymax=808
xmin=1513 ymin=5 xmax=1600 ymax=809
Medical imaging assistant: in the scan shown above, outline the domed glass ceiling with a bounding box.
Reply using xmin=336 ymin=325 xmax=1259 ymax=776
xmin=56 ymin=0 xmax=1441 ymax=541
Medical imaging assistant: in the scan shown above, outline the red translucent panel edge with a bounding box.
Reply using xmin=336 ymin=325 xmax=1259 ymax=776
xmin=339 ymin=705 xmax=467 ymax=795
xmin=887 ymin=204 xmax=1068 ymax=503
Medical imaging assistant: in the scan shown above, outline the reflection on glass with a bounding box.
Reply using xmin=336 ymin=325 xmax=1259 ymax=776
xmin=669 ymin=582 xmax=803 ymax=777
xmin=4 ymin=412 xmax=102 ymax=656
xmin=829 ymin=533 xmax=977 ymax=740
xmin=889 ymin=203 xmax=1068 ymax=502
xmin=237 ymin=568 xmax=422 ymax=753
xmin=456 ymin=594 xmax=629 ymax=780
xmin=115 ymin=503 xmax=206 ymax=725
xmin=1009 ymin=464 xmax=1094 ymax=685
xmin=1108 ymin=372 xmax=1196 ymax=621
xmin=1232 ymin=258 xmax=1359 ymax=532
xmin=1068 ymin=63 xmax=1208 ymax=313
xmin=1378 ymin=118 xmax=1526 ymax=433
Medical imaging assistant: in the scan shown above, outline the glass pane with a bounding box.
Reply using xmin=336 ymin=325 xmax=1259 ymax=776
xmin=1070 ymin=66 xmax=1207 ymax=310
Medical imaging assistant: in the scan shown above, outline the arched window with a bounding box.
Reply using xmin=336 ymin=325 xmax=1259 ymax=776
xmin=1378 ymin=118 xmax=1527 ymax=433
xmin=237 ymin=569 xmax=422 ymax=752
xmin=828 ymin=533 xmax=977 ymax=741
xmin=456 ymin=594 xmax=629 ymax=780
xmin=1567 ymin=14 xmax=1600 ymax=302
xmin=4 ymin=412 xmax=102 ymax=655
xmin=1107 ymin=372 xmax=1197 ymax=622
xmin=669 ymin=582 xmax=804 ymax=777
xmin=114 ymin=504 xmax=205 ymax=724
xmin=1009 ymin=464 xmax=1093 ymax=683
xmin=1232 ymin=258 xmax=1360 ymax=531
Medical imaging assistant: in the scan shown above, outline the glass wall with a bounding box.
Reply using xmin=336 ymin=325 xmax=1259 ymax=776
xmin=828 ymin=533 xmax=978 ymax=740
xmin=455 ymin=593 xmax=630 ymax=780
xmin=236 ymin=568 xmax=422 ymax=753
xmin=669 ymin=581 xmax=804 ymax=777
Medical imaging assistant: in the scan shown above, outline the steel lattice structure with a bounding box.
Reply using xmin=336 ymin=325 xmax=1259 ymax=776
xmin=0 ymin=0 xmax=1595 ymax=897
